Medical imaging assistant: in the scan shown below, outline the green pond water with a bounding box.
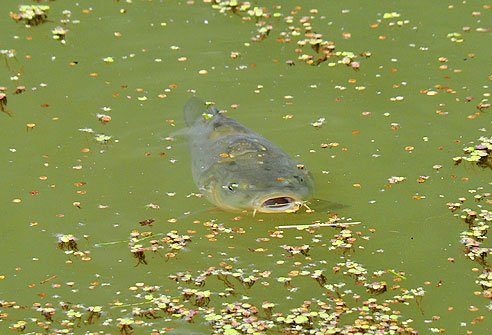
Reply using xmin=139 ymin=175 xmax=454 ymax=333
xmin=1 ymin=0 xmax=492 ymax=334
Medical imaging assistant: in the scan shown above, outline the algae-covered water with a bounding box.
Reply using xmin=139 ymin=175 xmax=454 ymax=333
xmin=1 ymin=0 xmax=492 ymax=334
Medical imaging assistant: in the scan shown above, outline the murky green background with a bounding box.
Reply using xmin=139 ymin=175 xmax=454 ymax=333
xmin=1 ymin=0 xmax=491 ymax=334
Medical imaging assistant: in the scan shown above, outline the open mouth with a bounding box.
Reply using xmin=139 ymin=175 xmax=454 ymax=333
xmin=255 ymin=195 xmax=302 ymax=214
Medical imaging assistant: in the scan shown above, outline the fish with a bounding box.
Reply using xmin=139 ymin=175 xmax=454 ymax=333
xmin=182 ymin=97 xmax=315 ymax=214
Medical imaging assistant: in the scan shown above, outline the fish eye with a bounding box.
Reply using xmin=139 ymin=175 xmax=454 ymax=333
xmin=227 ymin=182 xmax=239 ymax=192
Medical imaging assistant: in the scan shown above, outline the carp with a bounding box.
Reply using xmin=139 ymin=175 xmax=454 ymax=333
xmin=183 ymin=97 xmax=315 ymax=214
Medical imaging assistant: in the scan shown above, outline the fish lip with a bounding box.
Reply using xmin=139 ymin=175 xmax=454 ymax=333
xmin=255 ymin=194 xmax=303 ymax=214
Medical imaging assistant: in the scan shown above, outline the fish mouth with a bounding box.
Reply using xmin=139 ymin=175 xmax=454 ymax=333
xmin=254 ymin=195 xmax=303 ymax=214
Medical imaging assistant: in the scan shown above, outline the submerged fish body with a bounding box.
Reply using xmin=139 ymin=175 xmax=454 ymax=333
xmin=183 ymin=97 xmax=315 ymax=214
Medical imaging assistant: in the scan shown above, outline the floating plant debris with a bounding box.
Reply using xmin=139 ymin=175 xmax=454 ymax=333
xmin=365 ymin=281 xmax=387 ymax=295
xmin=281 ymin=244 xmax=310 ymax=256
xmin=476 ymin=99 xmax=490 ymax=111
xmin=446 ymin=32 xmax=464 ymax=43
xmin=310 ymin=117 xmax=326 ymax=128
xmin=207 ymin=1 xmax=362 ymax=69
xmin=447 ymin=190 xmax=492 ymax=310
xmin=139 ymin=219 xmax=155 ymax=227
xmin=13 ymin=85 xmax=25 ymax=95
xmin=96 ymin=113 xmax=112 ymax=124
xmin=454 ymin=136 xmax=492 ymax=169
xmin=387 ymin=269 xmax=407 ymax=280
xmin=276 ymin=221 xmax=361 ymax=229
xmin=383 ymin=12 xmax=401 ymax=19
xmin=164 ymin=262 xmax=426 ymax=334
xmin=57 ymin=234 xmax=79 ymax=252
xmin=130 ymin=243 xmax=148 ymax=266
xmin=78 ymin=127 xmax=95 ymax=133
xmin=388 ymin=176 xmax=406 ymax=184
xmin=86 ymin=306 xmax=103 ymax=324
xmin=7 ymin=212 xmax=428 ymax=334
xmin=57 ymin=234 xmax=92 ymax=261
xmin=0 ymin=92 xmax=8 ymax=116
xmin=330 ymin=229 xmax=357 ymax=252
xmin=103 ymin=56 xmax=115 ymax=63
xmin=95 ymin=133 xmax=113 ymax=144
xmin=127 ymin=230 xmax=192 ymax=265
xmin=1 ymin=49 xmax=21 ymax=73
xmin=10 ymin=5 xmax=50 ymax=26
xmin=51 ymin=26 xmax=68 ymax=43
xmin=117 ymin=317 xmax=134 ymax=335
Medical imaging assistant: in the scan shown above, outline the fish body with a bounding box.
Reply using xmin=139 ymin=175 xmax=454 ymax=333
xmin=183 ymin=97 xmax=315 ymax=214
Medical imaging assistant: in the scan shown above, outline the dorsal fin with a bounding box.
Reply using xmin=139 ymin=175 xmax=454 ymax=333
xmin=183 ymin=97 xmax=219 ymax=126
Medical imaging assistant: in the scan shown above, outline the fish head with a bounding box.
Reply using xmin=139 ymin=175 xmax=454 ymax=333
xmin=207 ymin=161 xmax=315 ymax=214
